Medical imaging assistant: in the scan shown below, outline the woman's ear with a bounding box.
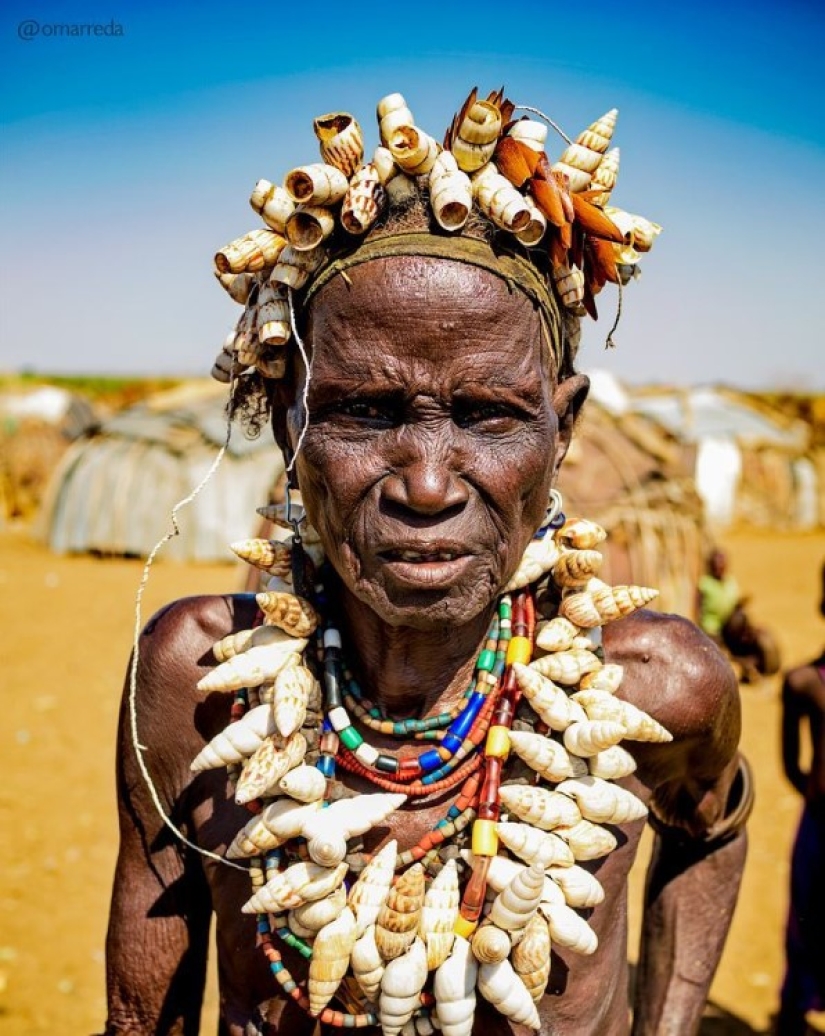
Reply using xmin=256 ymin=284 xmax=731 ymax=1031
xmin=551 ymin=373 xmax=590 ymax=479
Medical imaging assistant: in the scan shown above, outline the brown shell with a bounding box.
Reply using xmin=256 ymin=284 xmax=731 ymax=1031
xmin=375 ymin=863 xmax=425 ymax=961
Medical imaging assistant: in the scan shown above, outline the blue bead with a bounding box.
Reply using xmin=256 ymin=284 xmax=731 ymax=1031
xmin=441 ymin=732 xmax=463 ymax=754
xmin=418 ymin=749 xmax=444 ymax=773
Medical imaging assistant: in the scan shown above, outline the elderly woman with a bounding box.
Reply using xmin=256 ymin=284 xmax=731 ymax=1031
xmin=102 ymin=90 xmax=750 ymax=1036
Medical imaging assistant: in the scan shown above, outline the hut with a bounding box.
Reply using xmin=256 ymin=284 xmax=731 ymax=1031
xmin=41 ymin=381 xmax=283 ymax=562
xmin=559 ymin=372 xmax=705 ymax=619
xmin=627 ymin=385 xmax=815 ymax=530
xmin=0 ymin=385 xmax=98 ymax=524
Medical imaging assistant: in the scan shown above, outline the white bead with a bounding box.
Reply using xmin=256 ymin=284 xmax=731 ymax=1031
xmin=324 ymin=628 xmax=342 ymax=649
xmin=355 ymin=743 xmax=380 ymax=766
xmin=328 ymin=706 xmax=350 ymax=732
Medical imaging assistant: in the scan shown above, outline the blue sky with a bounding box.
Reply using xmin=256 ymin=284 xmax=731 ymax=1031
xmin=1 ymin=0 xmax=824 ymax=388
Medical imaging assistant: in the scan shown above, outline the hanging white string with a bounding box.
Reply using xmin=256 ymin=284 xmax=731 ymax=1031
xmin=286 ymin=286 xmax=312 ymax=474
xmin=128 ymin=376 xmax=247 ymax=872
xmin=512 ymin=104 xmax=573 ymax=146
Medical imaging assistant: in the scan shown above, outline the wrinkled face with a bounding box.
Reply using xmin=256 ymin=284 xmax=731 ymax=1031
xmin=289 ymin=256 xmax=576 ymax=629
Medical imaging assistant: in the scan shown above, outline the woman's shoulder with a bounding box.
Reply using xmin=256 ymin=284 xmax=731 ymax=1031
xmin=603 ymin=609 xmax=740 ymax=770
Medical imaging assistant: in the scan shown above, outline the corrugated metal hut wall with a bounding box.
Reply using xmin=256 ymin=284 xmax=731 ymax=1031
xmin=558 ymin=401 xmax=705 ymax=619
xmin=40 ymin=386 xmax=284 ymax=562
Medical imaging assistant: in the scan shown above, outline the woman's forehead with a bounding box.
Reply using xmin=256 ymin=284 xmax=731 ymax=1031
xmin=306 ymin=256 xmax=549 ymax=381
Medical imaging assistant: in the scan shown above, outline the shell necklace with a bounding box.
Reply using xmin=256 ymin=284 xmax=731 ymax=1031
xmin=193 ymin=511 xmax=670 ymax=1034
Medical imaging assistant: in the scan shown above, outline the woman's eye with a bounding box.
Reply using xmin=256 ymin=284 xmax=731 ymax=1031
xmin=453 ymin=402 xmax=518 ymax=428
xmin=337 ymin=400 xmax=398 ymax=424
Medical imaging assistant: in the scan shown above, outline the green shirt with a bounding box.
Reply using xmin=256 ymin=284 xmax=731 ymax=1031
xmin=698 ymin=574 xmax=740 ymax=637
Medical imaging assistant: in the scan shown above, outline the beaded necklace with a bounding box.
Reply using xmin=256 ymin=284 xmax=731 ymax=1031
xmin=196 ymin=511 xmax=669 ymax=1035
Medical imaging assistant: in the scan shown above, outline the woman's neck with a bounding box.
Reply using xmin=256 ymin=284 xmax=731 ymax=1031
xmin=329 ymin=581 xmax=496 ymax=719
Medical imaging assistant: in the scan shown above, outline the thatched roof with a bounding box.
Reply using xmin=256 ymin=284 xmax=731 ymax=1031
xmin=41 ymin=382 xmax=283 ymax=561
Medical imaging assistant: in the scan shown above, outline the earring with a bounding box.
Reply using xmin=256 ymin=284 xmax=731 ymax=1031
xmin=544 ymin=488 xmax=566 ymax=530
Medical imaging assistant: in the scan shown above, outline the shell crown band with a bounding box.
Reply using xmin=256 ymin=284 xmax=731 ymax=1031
xmin=211 ymin=86 xmax=662 ymax=386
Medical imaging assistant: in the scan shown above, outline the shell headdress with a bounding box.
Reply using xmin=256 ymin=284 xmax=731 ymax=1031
xmin=211 ymin=87 xmax=660 ymax=385
xmin=194 ymin=85 xmax=666 ymax=1036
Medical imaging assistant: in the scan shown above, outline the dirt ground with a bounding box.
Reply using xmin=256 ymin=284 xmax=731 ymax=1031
xmin=1 ymin=523 xmax=823 ymax=1036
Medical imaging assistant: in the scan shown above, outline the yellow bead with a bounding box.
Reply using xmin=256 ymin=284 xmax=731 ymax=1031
xmin=506 ymin=635 xmax=532 ymax=667
xmin=454 ymin=915 xmax=478 ymax=939
xmin=471 ymin=819 xmax=499 ymax=857
xmin=484 ymin=725 xmax=511 ymax=759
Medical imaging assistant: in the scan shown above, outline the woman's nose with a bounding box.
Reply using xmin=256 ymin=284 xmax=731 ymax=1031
xmin=381 ymin=440 xmax=469 ymax=517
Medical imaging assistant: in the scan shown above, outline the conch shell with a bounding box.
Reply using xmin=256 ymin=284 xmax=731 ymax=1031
xmin=351 ymin=923 xmax=385 ymax=1003
xmin=588 ymin=744 xmax=637 ymax=780
xmin=250 ymin=180 xmax=295 ymax=233
xmin=215 ymin=269 xmax=257 ymax=305
xmin=308 ymin=906 xmax=358 ymax=1016
xmin=477 ymin=959 xmax=540 ymax=1030
xmin=539 ymin=901 xmax=598 ymax=955
xmin=420 ymin=858 xmax=459 ymax=970
xmin=570 ymin=689 xmax=672 ymax=743
xmin=513 ymin=663 xmax=587 ymax=731
xmin=515 ymin=194 xmax=547 ymax=247
xmin=470 ymin=921 xmax=511 ymax=964
xmin=429 ymin=151 xmax=472 ymax=232
xmin=270 ymin=244 xmax=326 ymax=290
xmin=375 ymin=862 xmax=425 ymax=961
xmin=197 ymin=640 xmax=306 ymax=693
xmin=508 ymin=729 xmax=588 ymax=782
xmin=473 ymin=166 xmax=531 ymax=234
xmin=313 ymin=112 xmax=364 ymax=178
xmin=290 ymin=883 xmax=347 ymax=934
xmin=215 ymin=228 xmax=287 ymax=275
xmin=284 ymin=204 xmax=336 ymax=251
xmin=554 ymin=819 xmax=617 ymax=861
xmin=378 ymin=938 xmax=428 ymax=1036
xmin=603 ymin=205 xmax=662 ymax=253
xmin=499 ymin=783 xmax=582 ymax=831
xmin=580 ymin=664 xmax=624 ymax=693
xmin=511 ymin=913 xmax=551 ymax=1004
xmin=211 ymin=623 xmax=291 ymax=664
xmin=372 ymin=145 xmax=398 ymax=185
xmin=284 ymin=163 xmax=349 ymax=206
xmin=258 ymin=592 xmax=319 ymax=638
xmin=506 ymin=118 xmax=548 ymax=153
xmin=460 ymin=851 xmax=564 ymax=907
xmin=227 ymin=797 xmax=321 ymax=858
xmin=547 ymin=864 xmax=605 ymax=908
xmin=530 ymin=649 xmax=601 ymax=686
xmin=277 ymin=763 xmax=327 ymax=803
xmin=503 ymin=534 xmax=560 ymax=592
xmin=234 ymin=730 xmax=307 ymax=804
xmin=191 ymin=703 xmax=276 ymax=771
xmin=559 ymin=580 xmax=659 ymax=629
xmin=340 ymin=164 xmax=386 ymax=235
xmin=348 ymin=839 xmax=397 ymax=937
xmin=552 ymin=549 xmax=603 ymax=588
xmin=562 ymin=720 xmax=626 ymax=758
xmin=272 ymin=664 xmax=317 ymax=738
xmin=552 ymin=109 xmax=617 ymax=193
xmin=387 ymin=125 xmax=441 ymax=176
xmin=535 ymin=616 xmax=580 ymax=654
xmin=496 ymin=821 xmax=574 ymax=868
xmin=488 ymin=861 xmax=545 ymax=931
xmin=557 ymin=517 xmax=607 ymax=550
xmin=553 ymin=264 xmax=586 ymax=313
xmin=232 ymin=537 xmax=292 ymax=576
xmin=377 ymin=93 xmax=415 ymax=145
xmin=433 ymin=935 xmax=478 ymax=1036
xmin=243 ymin=859 xmax=347 ymax=914
xmin=301 ymin=793 xmax=406 ymax=867
xmin=256 ymin=283 xmax=290 ymax=347
xmin=590 ymin=148 xmax=620 ymax=203
xmin=556 ymin=775 xmax=648 ymax=824
xmin=451 ymin=99 xmax=502 ymax=172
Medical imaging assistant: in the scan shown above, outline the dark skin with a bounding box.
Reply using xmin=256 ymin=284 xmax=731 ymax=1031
xmin=781 ymin=563 xmax=825 ymax=802
xmin=102 ymin=258 xmax=745 ymax=1036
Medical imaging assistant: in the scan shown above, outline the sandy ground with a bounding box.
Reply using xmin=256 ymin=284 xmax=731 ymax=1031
xmin=1 ymin=523 xmax=824 ymax=1036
